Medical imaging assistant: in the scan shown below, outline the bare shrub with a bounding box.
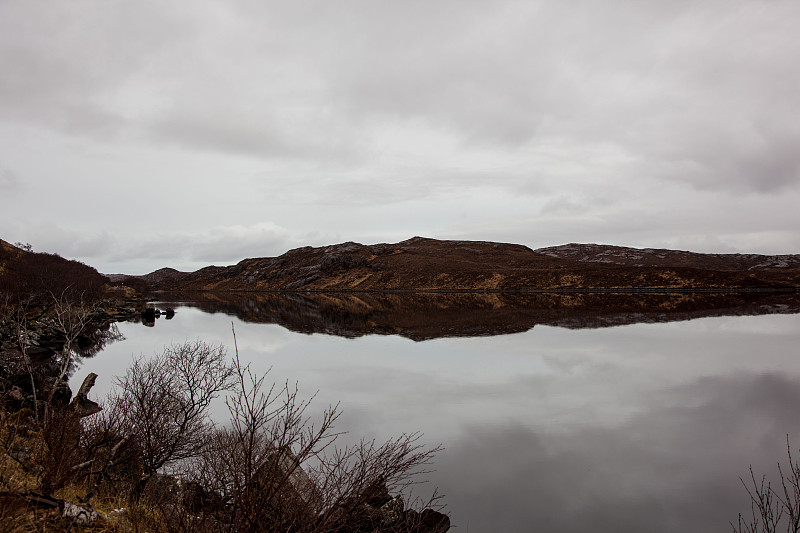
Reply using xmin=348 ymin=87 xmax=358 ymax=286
xmin=1 ymin=322 xmax=448 ymax=531
xmin=173 ymin=326 xmax=445 ymax=533
xmin=35 ymin=408 xmax=85 ymax=496
xmin=186 ymin=332 xmax=341 ymax=532
xmin=42 ymin=289 xmax=102 ymax=419
xmin=310 ymin=433 xmax=443 ymax=532
xmin=78 ymin=408 xmax=139 ymax=503
xmin=734 ymin=437 xmax=800 ymax=533
xmin=107 ymin=340 xmax=234 ymax=499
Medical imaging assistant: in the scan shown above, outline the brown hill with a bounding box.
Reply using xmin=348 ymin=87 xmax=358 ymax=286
xmin=537 ymin=243 xmax=800 ymax=271
xmin=143 ymin=237 xmax=800 ymax=292
xmin=0 ymin=238 xmax=23 ymax=263
xmin=0 ymin=239 xmax=108 ymax=302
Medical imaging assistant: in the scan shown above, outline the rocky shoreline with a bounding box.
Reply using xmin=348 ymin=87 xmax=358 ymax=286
xmin=0 ymin=297 xmax=142 ymax=408
xmin=0 ymin=296 xmax=451 ymax=531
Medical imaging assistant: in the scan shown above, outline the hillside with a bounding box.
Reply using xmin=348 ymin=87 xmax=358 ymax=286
xmin=0 ymin=238 xmax=23 ymax=268
xmin=125 ymin=237 xmax=800 ymax=292
xmin=537 ymin=243 xmax=800 ymax=270
xmin=0 ymin=239 xmax=108 ymax=301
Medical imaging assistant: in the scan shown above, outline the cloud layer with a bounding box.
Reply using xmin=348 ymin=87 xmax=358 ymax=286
xmin=1 ymin=0 xmax=798 ymax=272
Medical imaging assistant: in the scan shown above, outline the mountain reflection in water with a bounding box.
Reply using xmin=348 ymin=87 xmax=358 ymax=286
xmin=145 ymin=290 xmax=800 ymax=339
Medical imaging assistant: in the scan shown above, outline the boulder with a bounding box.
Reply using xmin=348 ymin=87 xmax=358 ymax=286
xmin=404 ymin=508 xmax=451 ymax=533
xmin=379 ymin=495 xmax=404 ymax=526
xmin=181 ymin=480 xmax=222 ymax=514
xmin=41 ymin=376 xmax=71 ymax=406
xmin=7 ymin=385 xmax=25 ymax=402
xmin=61 ymin=501 xmax=100 ymax=525
xmin=419 ymin=508 xmax=451 ymax=533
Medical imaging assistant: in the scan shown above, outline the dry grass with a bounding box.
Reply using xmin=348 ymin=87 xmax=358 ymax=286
xmin=0 ymin=333 xmax=447 ymax=533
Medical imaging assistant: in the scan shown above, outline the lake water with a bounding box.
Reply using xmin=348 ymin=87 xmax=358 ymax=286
xmin=72 ymin=297 xmax=800 ymax=532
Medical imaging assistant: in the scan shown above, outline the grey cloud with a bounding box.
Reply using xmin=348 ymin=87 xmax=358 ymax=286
xmin=188 ymin=224 xmax=294 ymax=262
xmin=538 ymin=195 xmax=589 ymax=216
xmin=3 ymin=0 xmax=798 ymax=195
xmin=0 ymin=3 xmax=152 ymax=136
xmin=311 ymin=0 xmax=800 ymax=191
xmin=150 ymin=113 xmax=300 ymax=160
xmin=2 ymin=223 xmax=298 ymax=275
xmin=1 ymin=0 xmax=798 ymax=271
xmin=705 ymin=125 xmax=800 ymax=193
xmin=112 ymin=223 xmax=295 ymax=273
xmin=0 ymin=166 xmax=19 ymax=190
xmin=251 ymin=161 xmax=533 ymax=207
xmin=636 ymin=114 xmax=800 ymax=193
xmin=443 ymin=182 xmax=800 ymax=254
xmin=6 ymin=223 xmax=116 ymax=261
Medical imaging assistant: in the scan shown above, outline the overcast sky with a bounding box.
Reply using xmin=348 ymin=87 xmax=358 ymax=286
xmin=1 ymin=0 xmax=798 ymax=274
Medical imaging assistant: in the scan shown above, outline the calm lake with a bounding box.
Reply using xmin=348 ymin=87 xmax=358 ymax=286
xmin=72 ymin=295 xmax=800 ymax=532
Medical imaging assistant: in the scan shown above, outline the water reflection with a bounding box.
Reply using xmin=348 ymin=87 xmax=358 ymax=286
xmin=141 ymin=291 xmax=800 ymax=340
xmin=56 ymin=321 xmax=126 ymax=383
xmin=437 ymin=373 xmax=800 ymax=532
xmin=73 ymin=321 xmax=125 ymax=359
xmin=76 ymin=300 xmax=800 ymax=532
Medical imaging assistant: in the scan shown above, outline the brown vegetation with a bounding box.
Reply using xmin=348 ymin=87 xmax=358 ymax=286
xmin=115 ymin=237 xmax=800 ymax=293
xmin=0 ymin=238 xmax=449 ymax=530
xmin=1 ymin=291 xmax=448 ymax=532
xmin=0 ymin=239 xmax=107 ymax=305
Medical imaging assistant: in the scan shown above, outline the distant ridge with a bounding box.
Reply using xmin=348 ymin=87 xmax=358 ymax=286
xmin=536 ymin=243 xmax=800 ymax=270
xmin=111 ymin=237 xmax=800 ymax=293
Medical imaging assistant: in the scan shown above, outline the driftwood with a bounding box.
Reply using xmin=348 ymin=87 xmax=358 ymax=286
xmin=0 ymin=491 xmax=100 ymax=524
xmin=69 ymin=372 xmax=102 ymax=417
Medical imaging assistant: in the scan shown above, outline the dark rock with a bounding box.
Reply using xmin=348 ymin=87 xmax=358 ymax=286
xmin=363 ymin=477 xmax=392 ymax=507
xmin=327 ymin=478 xmax=449 ymax=533
xmin=320 ymin=253 xmax=367 ymax=274
xmin=379 ymin=495 xmax=404 ymax=526
xmin=41 ymin=377 xmax=71 ymax=406
xmin=141 ymin=307 xmax=157 ymax=327
xmin=418 ymin=508 xmax=451 ymax=532
xmin=141 ymin=307 xmax=159 ymax=321
xmin=73 ymin=399 xmax=101 ymax=418
xmin=8 ymin=386 xmax=25 ymax=402
xmin=405 ymin=508 xmax=451 ymax=533
xmin=181 ymin=480 xmax=222 ymax=514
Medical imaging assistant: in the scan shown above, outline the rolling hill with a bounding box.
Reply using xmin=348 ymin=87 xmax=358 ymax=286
xmin=115 ymin=237 xmax=800 ymax=292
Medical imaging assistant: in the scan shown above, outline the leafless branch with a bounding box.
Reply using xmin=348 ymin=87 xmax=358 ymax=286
xmin=733 ymin=436 xmax=800 ymax=533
